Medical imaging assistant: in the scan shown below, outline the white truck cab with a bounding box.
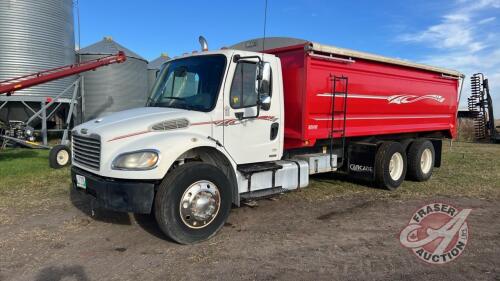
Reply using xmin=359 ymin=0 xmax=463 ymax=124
xmin=71 ymin=49 xmax=309 ymax=244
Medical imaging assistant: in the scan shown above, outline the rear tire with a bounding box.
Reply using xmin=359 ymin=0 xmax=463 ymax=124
xmin=407 ymin=140 xmax=435 ymax=181
xmin=154 ymin=162 xmax=232 ymax=244
xmin=374 ymin=142 xmax=407 ymax=190
xmin=49 ymin=145 xmax=71 ymax=169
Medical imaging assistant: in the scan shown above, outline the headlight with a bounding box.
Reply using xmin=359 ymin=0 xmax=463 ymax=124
xmin=112 ymin=150 xmax=159 ymax=170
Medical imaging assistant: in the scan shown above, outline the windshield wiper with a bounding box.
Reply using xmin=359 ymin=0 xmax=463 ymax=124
xmin=162 ymin=96 xmax=185 ymax=101
xmin=181 ymin=104 xmax=206 ymax=111
xmin=149 ymin=97 xmax=205 ymax=111
xmin=145 ymin=96 xmax=155 ymax=106
xmin=161 ymin=103 xmax=205 ymax=111
xmin=149 ymin=96 xmax=186 ymax=107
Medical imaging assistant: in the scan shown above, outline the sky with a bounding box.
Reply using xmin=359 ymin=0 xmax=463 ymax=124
xmin=77 ymin=0 xmax=500 ymax=113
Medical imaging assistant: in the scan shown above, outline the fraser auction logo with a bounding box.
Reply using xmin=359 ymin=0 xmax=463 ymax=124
xmin=399 ymin=203 xmax=471 ymax=264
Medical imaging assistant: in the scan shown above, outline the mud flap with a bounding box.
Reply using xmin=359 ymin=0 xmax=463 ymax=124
xmin=347 ymin=142 xmax=377 ymax=180
xmin=431 ymin=139 xmax=442 ymax=167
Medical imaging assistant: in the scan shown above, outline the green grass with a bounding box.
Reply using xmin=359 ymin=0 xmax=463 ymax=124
xmin=0 ymin=142 xmax=499 ymax=211
xmin=0 ymin=149 xmax=70 ymax=209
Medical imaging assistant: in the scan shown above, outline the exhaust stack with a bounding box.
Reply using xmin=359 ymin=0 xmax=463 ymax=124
xmin=199 ymin=36 xmax=208 ymax=51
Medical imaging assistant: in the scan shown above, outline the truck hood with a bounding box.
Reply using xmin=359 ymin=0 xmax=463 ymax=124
xmin=73 ymin=107 xmax=212 ymax=141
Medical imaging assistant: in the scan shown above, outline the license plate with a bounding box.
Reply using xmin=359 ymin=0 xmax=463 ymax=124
xmin=76 ymin=174 xmax=87 ymax=189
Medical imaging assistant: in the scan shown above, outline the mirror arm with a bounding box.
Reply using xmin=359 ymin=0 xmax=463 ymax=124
xmin=235 ymin=112 xmax=244 ymax=120
xmin=232 ymin=57 xmax=269 ymax=120
xmin=256 ymin=93 xmax=261 ymax=117
xmin=235 ymin=93 xmax=262 ymax=121
xmin=233 ymin=55 xmax=262 ymax=63
xmin=234 ymin=107 xmax=260 ymax=121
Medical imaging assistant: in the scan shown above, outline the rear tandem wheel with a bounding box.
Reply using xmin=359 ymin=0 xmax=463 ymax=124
xmin=374 ymin=141 xmax=407 ymax=190
xmin=407 ymin=139 xmax=435 ymax=181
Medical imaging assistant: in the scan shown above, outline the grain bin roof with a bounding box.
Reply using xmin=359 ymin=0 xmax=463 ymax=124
xmin=231 ymin=37 xmax=463 ymax=77
xmin=78 ymin=37 xmax=146 ymax=61
xmin=148 ymin=53 xmax=170 ymax=70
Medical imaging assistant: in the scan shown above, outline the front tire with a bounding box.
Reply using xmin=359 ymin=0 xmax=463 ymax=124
xmin=374 ymin=142 xmax=407 ymax=190
xmin=154 ymin=162 xmax=232 ymax=244
xmin=407 ymin=140 xmax=435 ymax=181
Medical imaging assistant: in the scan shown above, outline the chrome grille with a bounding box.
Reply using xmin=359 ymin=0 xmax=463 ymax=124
xmin=72 ymin=134 xmax=101 ymax=170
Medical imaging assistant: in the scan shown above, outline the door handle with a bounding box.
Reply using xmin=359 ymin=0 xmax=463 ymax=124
xmin=270 ymin=122 xmax=279 ymax=140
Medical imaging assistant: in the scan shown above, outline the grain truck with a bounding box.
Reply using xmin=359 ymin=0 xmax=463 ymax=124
xmin=71 ymin=37 xmax=463 ymax=244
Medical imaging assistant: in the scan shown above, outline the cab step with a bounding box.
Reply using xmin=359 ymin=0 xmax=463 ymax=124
xmin=240 ymin=187 xmax=287 ymax=200
xmin=236 ymin=161 xmax=309 ymax=199
xmin=237 ymin=162 xmax=283 ymax=193
xmin=237 ymin=162 xmax=283 ymax=175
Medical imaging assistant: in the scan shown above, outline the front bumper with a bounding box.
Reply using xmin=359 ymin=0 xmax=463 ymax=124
xmin=71 ymin=166 xmax=155 ymax=214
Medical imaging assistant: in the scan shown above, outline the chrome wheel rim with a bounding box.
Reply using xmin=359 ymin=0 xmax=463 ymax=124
xmin=179 ymin=180 xmax=220 ymax=229
xmin=56 ymin=149 xmax=69 ymax=165
xmin=420 ymin=148 xmax=433 ymax=174
xmin=389 ymin=152 xmax=404 ymax=181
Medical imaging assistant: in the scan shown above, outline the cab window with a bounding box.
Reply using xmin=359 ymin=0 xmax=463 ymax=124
xmin=147 ymin=55 xmax=226 ymax=112
xmin=230 ymin=62 xmax=258 ymax=109
xmin=164 ymin=70 xmax=200 ymax=99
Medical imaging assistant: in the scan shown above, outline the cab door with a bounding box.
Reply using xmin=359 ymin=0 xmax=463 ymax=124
xmin=222 ymin=55 xmax=282 ymax=164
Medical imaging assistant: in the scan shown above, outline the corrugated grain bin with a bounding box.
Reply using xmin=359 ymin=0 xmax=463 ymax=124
xmin=0 ymin=0 xmax=76 ymax=121
xmin=147 ymin=53 xmax=170 ymax=93
xmin=78 ymin=37 xmax=148 ymax=121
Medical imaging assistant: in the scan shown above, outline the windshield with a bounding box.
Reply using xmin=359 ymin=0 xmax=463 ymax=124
xmin=147 ymin=55 xmax=227 ymax=112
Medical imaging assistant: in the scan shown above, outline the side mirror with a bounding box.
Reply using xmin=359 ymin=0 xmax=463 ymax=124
xmin=255 ymin=61 xmax=271 ymax=111
xmin=259 ymin=95 xmax=271 ymax=111
xmin=256 ymin=62 xmax=271 ymax=96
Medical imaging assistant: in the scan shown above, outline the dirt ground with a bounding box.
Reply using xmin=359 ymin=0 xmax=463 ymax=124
xmin=0 ymin=184 xmax=499 ymax=281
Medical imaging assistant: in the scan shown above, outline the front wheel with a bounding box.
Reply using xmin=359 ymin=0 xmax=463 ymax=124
xmin=154 ymin=162 xmax=232 ymax=244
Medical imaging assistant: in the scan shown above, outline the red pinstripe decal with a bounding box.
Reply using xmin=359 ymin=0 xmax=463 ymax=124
xmin=190 ymin=121 xmax=214 ymax=126
xmin=107 ymin=116 xmax=278 ymax=141
xmin=108 ymin=130 xmax=151 ymax=142
xmin=191 ymin=116 xmax=278 ymax=127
